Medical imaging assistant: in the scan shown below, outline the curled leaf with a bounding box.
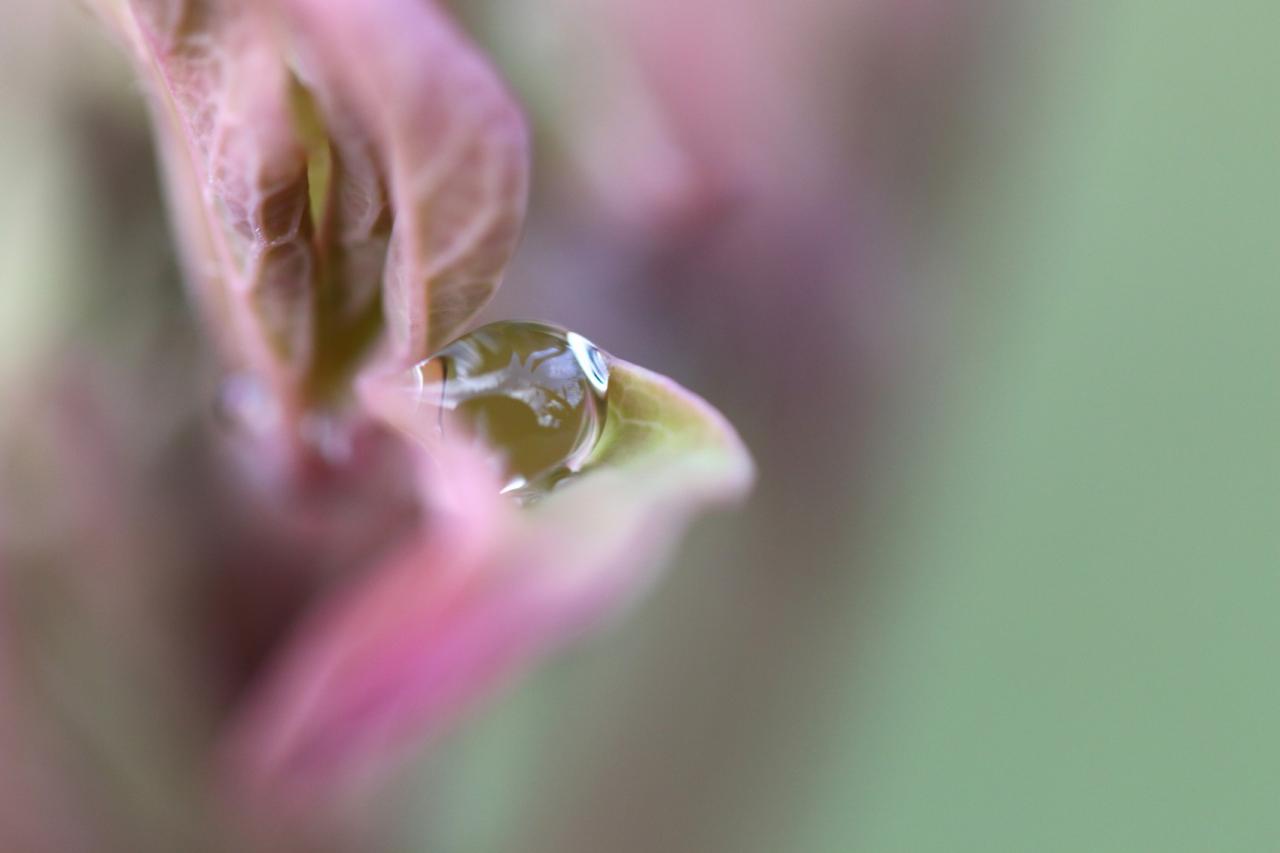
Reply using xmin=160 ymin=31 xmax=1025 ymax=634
xmin=84 ymin=0 xmax=753 ymax=819
xmin=274 ymin=0 xmax=530 ymax=363
xmin=103 ymin=0 xmax=318 ymax=404
xmin=224 ymin=361 xmax=753 ymax=800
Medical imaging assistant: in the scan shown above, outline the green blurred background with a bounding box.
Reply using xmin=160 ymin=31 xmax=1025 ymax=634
xmin=810 ymin=2 xmax=1280 ymax=849
xmin=453 ymin=3 xmax=1280 ymax=845
xmin=415 ymin=2 xmax=1280 ymax=850
xmin=3 ymin=0 xmax=1279 ymax=850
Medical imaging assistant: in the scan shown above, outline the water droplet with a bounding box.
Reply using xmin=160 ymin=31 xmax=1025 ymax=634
xmin=407 ymin=321 xmax=610 ymax=496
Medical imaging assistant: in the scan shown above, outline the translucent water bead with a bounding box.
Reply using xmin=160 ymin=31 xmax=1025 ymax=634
xmin=409 ymin=321 xmax=611 ymax=494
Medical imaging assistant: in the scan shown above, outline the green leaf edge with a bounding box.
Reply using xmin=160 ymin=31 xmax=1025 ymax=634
xmin=568 ymin=358 xmax=754 ymax=504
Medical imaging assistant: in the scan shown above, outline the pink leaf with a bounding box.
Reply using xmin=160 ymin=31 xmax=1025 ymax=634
xmin=274 ymin=0 xmax=530 ymax=363
xmin=108 ymin=0 xmax=318 ymax=404
xmin=224 ymin=361 xmax=753 ymax=805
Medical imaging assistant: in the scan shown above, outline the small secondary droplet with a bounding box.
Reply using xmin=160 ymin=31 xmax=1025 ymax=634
xmin=408 ymin=321 xmax=611 ymax=497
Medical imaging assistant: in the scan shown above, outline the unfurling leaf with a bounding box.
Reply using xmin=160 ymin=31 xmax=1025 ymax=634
xmin=86 ymin=0 xmax=754 ymax=818
xmin=275 ymin=0 xmax=530 ymax=364
xmin=90 ymin=0 xmax=530 ymax=414
xmin=102 ymin=0 xmax=318 ymax=406
xmin=224 ymin=361 xmax=753 ymax=800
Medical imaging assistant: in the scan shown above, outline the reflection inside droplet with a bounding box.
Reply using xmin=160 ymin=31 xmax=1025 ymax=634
xmin=408 ymin=321 xmax=610 ymax=497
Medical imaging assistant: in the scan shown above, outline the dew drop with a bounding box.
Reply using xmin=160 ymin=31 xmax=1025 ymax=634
xmin=408 ymin=321 xmax=610 ymax=497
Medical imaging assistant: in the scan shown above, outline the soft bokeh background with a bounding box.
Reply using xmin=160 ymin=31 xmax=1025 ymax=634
xmin=3 ymin=1 xmax=1278 ymax=850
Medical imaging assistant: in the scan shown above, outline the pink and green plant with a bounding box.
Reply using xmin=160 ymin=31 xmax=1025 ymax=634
xmin=76 ymin=0 xmax=752 ymax=835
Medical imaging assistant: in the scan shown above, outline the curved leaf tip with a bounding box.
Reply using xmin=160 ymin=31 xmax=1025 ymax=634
xmin=584 ymin=359 xmax=755 ymax=496
xmin=224 ymin=360 xmax=753 ymax=802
